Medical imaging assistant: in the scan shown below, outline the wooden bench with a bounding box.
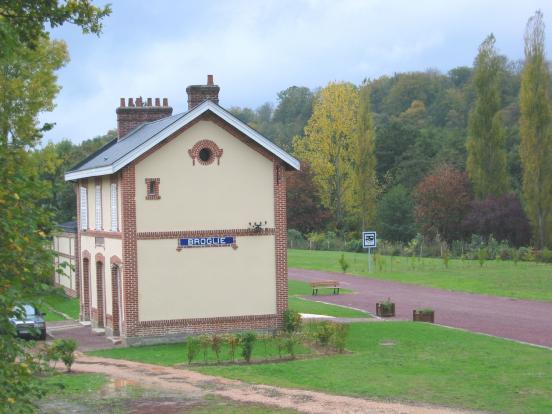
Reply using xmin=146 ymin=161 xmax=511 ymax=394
xmin=310 ymin=280 xmax=340 ymax=295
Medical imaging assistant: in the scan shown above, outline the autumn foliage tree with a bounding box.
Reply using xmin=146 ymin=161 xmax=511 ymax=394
xmin=293 ymin=82 xmax=359 ymax=230
xmin=413 ymin=164 xmax=472 ymax=243
xmin=286 ymin=163 xmax=331 ymax=233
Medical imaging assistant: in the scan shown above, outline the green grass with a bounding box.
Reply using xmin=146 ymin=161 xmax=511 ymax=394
xmin=288 ymin=280 xmax=368 ymax=318
xmin=289 ymin=249 xmax=552 ymax=302
xmin=42 ymin=372 xmax=108 ymax=395
xmin=43 ymin=292 xmax=80 ymax=321
xmin=198 ymin=322 xmax=552 ymax=414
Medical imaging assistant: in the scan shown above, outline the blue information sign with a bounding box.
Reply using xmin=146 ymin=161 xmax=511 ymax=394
xmin=178 ymin=236 xmax=235 ymax=248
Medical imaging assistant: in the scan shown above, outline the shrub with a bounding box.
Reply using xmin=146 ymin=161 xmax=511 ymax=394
xmin=539 ymin=248 xmax=552 ymax=263
xmin=338 ymin=253 xmax=349 ymax=273
xmin=223 ymin=334 xmax=239 ymax=362
xmin=313 ymin=321 xmax=335 ymax=349
xmin=379 ymin=297 xmax=394 ymax=312
xmin=330 ymin=324 xmax=349 ymax=353
xmin=211 ymin=334 xmax=223 ymax=362
xmin=478 ymin=248 xmax=486 ymax=267
xmin=49 ymin=339 xmax=77 ymax=372
xmin=275 ymin=333 xmax=286 ymax=359
xmin=442 ymin=249 xmax=449 ymax=268
xmin=518 ymin=247 xmax=535 ymax=262
xmin=283 ymin=309 xmax=302 ymax=333
xmin=239 ymin=332 xmax=257 ymax=363
xmin=284 ymin=332 xmax=302 ymax=359
xmin=186 ymin=337 xmax=200 ymax=364
xmin=198 ymin=334 xmax=211 ymax=363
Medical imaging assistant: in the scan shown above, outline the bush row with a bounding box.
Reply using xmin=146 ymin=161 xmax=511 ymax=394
xmin=185 ymin=310 xmax=349 ymax=365
xmin=289 ymin=230 xmax=552 ymax=263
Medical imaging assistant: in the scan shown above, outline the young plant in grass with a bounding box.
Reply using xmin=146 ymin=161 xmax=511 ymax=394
xmin=223 ymin=334 xmax=239 ymax=362
xmin=187 ymin=336 xmax=200 ymax=364
xmin=211 ymin=334 xmax=223 ymax=363
xmin=331 ymin=324 xmax=349 ymax=353
xmin=239 ymin=332 xmax=257 ymax=363
xmin=478 ymin=248 xmax=487 ymax=267
xmin=198 ymin=335 xmax=211 ymax=363
xmin=338 ymin=253 xmax=349 ymax=273
xmin=283 ymin=309 xmax=302 ymax=333
xmin=49 ymin=339 xmax=78 ymax=372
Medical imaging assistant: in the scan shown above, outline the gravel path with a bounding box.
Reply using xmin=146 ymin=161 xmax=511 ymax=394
xmin=290 ymin=268 xmax=552 ymax=348
xmin=73 ymin=353 xmax=481 ymax=414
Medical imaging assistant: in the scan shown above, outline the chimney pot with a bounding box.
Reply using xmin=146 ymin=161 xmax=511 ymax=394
xmin=207 ymin=74 xmax=214 ymax=86
xmin=120 ymin=98 xmax=125 ymax=107
xmin=147 ymin=97 xmax=152 ymax=106
xmin=136 ymin=97 xmax=143 ymax=107
xmin=155 ymin=97 xmax=160 ymax=107
xmin=116 ymin=96 xmax=173 ymax=140
xmin=128 ymin=98 xmax=135 ymax=107
xmin=163 ymin=98 xmax=168 ymax=107
xmin=186 ymin=74 xmax=220 ymax=110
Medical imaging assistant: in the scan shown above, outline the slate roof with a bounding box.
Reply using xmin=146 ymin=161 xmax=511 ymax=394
xmin=65 ymin=101 xmax=299 ymax=181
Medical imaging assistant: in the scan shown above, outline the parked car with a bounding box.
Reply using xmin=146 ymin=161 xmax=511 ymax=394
xmin=9 ymin=304 xmax=47 ymax=340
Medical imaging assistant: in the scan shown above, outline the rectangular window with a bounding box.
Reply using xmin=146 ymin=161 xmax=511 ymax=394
xmin=80 ymin=186 xmax=88 ymax=230
xmin=110 ymin=182 xmax=118 ymax=231
xmin=95 ymin=182 xmax=102 ymax=230
xmin=145 ymin=178 xmax=161 ymax=200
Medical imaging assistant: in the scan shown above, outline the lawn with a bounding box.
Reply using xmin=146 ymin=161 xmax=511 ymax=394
xmin=23 ymin=289 xmax=80 ymax=322
xmin=287 ymin=279 xmax=369 ymax=318
xmin=289 ymin=249 xmax=552 ymax=302
xmin=198 ymin=322 xmax=552 ymax=414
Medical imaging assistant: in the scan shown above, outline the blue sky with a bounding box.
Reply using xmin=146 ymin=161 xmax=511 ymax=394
xmin=41 ymin=0 xmax=552 ymax=144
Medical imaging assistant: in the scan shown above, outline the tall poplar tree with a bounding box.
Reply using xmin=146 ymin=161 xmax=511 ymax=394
xmin=519 ymin=10 xmax=552 ymax=248
xmin=354 ymin=84 xmax=378 ymax=230
xmin=466 ymin=34 xmax=509 ymax=198
xmin=293 ymin=82 xmax=359 ymax=230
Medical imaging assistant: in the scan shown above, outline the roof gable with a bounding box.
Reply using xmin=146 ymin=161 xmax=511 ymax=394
xmin=65 ymin=100 xmax=300 ymax=181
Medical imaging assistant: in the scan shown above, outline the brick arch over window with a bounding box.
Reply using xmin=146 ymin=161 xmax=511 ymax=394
xmin=110 ymin=255 xmax=122 ymax=266
xmin=82 ymin=250 xmax=91 ymax=260
xmin=188 ymin=139 xmax=223 ymax=166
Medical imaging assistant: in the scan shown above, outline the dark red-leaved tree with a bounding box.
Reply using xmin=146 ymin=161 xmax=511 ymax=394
xmin=462 ymin=193 xmax=531 ymax=246
xmin=413 ymin=164 xmax=472 ymax=243
xmin=286 ymin=162 xmax=331 ymax=233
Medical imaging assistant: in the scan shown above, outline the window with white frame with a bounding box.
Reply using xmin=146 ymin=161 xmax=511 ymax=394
xmin=110 ymin=182 xmax=118 ymax=231
xmin=80 ymin=186 xmax=88 ymax=230
xmin=95 ymin=182 xmax=102 ymax=230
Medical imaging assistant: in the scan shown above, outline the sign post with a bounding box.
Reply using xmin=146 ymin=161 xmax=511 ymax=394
xmin=362 ymin=231 xmax=377 ymax=273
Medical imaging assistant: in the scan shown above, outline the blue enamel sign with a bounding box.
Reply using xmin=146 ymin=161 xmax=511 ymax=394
xmin=179 ymin=236 xmax=235 ymax=248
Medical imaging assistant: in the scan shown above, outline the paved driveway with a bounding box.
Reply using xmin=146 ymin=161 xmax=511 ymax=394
xmin=290 ymin=268 xmax=552 ymax=348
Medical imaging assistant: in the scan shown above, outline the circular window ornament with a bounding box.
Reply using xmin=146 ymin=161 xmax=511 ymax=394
xmin=188 ymin=140 xmax=223 ymax=166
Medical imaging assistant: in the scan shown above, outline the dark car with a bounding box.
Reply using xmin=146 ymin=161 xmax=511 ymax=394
xmin=9 ymin=304 xmax=47 ymax=340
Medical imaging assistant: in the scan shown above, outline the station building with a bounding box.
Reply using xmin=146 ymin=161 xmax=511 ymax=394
xmin=64 ymin=76 xmax=299 ymax=344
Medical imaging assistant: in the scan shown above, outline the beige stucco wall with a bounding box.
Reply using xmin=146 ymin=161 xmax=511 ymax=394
xmin=135 ymin=120 xmax=275 ymax=232
xmin=53 ymin=234 xmax=76 ymax=291
xmin=137 ymin=235 xmax=277 ymax=321
xmin=80 ymin=235 xmax=122 ymax=316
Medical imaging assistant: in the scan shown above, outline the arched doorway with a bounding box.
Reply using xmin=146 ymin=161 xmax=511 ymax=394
xmin=111 ymin=264 xmax=122 ymax=336
xmin=82 ymin=257 xmax=91 ymax=320
xmin=96 ymin=260 xmax=105 ymax=328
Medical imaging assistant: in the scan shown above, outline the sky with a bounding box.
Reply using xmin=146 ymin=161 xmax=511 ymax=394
xmin=41 ymin=0 xmax=552 ymax=144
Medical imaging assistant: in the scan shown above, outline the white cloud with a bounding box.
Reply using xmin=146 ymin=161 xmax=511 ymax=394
xmin=41 ymin=0 xmax=552 ymax=143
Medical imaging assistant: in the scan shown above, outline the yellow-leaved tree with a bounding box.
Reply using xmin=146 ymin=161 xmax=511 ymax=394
xmin=293 ymin=82 xmax=359 ymax=230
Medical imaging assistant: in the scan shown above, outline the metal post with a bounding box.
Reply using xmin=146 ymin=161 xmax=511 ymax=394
xmin=368 ymin=247 xmax=371 ymax=273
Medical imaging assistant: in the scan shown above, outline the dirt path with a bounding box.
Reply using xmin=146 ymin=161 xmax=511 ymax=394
xmin=73 ymin=353 xmax=480 ymax=414
xmin=290 ymin=268 xmax=552 ymax=348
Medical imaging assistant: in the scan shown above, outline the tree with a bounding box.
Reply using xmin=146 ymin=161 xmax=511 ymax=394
xmin=462 ymin=193 xmax=531 ymax=247
xmin=413 ymin=164 xmax=472 ymax=243
xmin=0 ymin=1 xmax=111 ymax=53
xmin=466 ymin=34 xmax=509 ymax=198
xmin=271 ymin=86 xmax=314 ymax=150
xmin=293 ymin=82 xmax=359 ymax=230
xmin=353 ymin=84 xmax=378 ymax=230
xmin=286 ymin=163 xmax=331 ymax=233
xmin=0 ymin=3 xmax=109 ymax=412
xmin=519 ymin=10 xmax=552 ymax=248
xmin=376 ymin=185 xmax=416 ymax=243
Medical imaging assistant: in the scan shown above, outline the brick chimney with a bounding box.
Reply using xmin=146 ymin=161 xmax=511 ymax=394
xmin=186 ymin=74 xmax=220 ymax=110
xmin=116 ymin=97 xmax=173 ymax=140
